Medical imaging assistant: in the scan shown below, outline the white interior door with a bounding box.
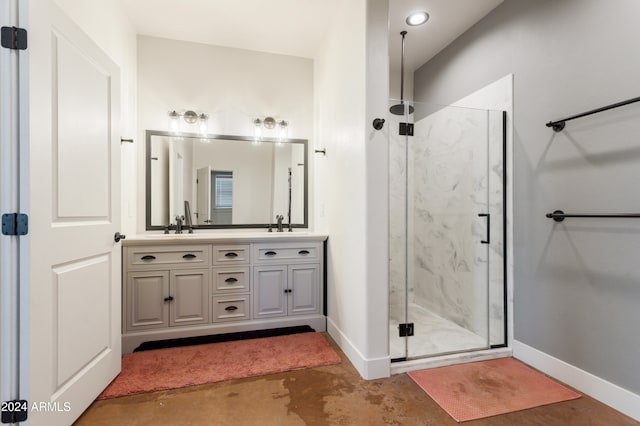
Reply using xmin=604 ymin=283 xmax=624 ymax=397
xmin=29 ymin=3 xmax=121 ymax=424
xmin=196 ymin=166 xmax=211 ymax=224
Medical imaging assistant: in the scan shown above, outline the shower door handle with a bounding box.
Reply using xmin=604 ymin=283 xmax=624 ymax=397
xmin=478 ymin=213 xmax=490 ymax=244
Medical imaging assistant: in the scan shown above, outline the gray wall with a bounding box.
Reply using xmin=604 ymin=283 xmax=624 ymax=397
xmin=414 ymin=0 xmax=640 ymax=395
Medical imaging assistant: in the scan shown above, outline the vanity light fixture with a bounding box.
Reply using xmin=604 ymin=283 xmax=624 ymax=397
xmin=253 ymin=116 xmax=289 ymax=142
xmin=197 ymin=113 xmax=209 ymax=135
xmin=168 ymin=109 xmax=209 ymax=135
xmin=406 ymin=11 xmax=429 ymax=26
xmin=253 ymin=118 xmax=263 ymax=142
xmin=278 ymin=120 xmax=289 ymax=141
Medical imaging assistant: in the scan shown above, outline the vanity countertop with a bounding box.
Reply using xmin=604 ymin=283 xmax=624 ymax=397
xmin=122 ymin=231 xmax=328 ymax=246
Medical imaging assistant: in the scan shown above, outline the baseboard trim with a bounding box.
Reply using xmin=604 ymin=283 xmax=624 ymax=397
xmin=513 ymin=340 xmax=640 ymax=421
xmin=327 ymin=318 xmax=390 ymax=379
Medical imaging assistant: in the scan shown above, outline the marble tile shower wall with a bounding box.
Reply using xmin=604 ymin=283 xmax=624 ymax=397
xmin=389 ymin=104 xmax=504 ymax=345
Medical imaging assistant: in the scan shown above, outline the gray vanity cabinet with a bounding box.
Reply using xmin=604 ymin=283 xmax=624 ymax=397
xmin=126 ymin=269 xmax=209 ymax=331
xmin=253 ymin=242 xmax=321 ymax=319
xmin=124 ymin=245 xmax=210 ymax=332
xmin=122 ymin=238 xmax=326 ymax=353
xmin=210 ymin=245 xmax=252 ymax=323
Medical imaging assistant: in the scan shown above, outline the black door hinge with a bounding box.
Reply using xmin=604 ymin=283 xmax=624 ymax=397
xmin=399 ymin=122 xmax=414 ymax=136
xmin=1 ymin=27 xmax=27 ymax=50
xmin=2 ymin=213 xmax=29 ymax=236
xmin=1 ymin=399 xmax=28 ymax=423
xmin=398 ymin=322 xmax=414 ymax=337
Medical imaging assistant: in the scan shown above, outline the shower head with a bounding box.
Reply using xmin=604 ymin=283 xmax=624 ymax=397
xmin=389 ymin=102 xmax=414 ymax=116
xmin=390 ymin=31 xmax=413 ymax=116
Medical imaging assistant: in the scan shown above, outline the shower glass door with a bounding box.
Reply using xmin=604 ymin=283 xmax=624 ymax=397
xmin=389 ymin=100 xmax=504 ymax=360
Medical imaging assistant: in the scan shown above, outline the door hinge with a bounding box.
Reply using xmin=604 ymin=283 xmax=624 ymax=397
xmin=399 ymin=122 xmax=414 ymax=136
xmin=1 ymin=400 xmax=28 ymax=423
xmin=398 ymin=322 xmax=414 ymax=337
xmin=1 ymin=27 xmax=27 ymax=50
xmin=1 ymin=213 xmax=29 ymax=236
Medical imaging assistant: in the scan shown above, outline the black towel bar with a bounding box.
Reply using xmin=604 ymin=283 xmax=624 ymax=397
xmin=546 ymin=95 xmax=640 ymax=132
xmin=546 ymin=209 xmax=640 ymax=222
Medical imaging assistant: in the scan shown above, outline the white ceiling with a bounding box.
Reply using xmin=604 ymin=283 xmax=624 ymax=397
xmin=120 ymin=0 xmax=341 ymax=59
xmin=389 ymin=0 xmax=503 ymax=72
xmin=121 ymin=0 xmax=503 ymax=71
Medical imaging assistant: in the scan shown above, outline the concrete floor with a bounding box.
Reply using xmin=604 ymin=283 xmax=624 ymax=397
xmin=75 ymin=335 xmax=639 ymax=426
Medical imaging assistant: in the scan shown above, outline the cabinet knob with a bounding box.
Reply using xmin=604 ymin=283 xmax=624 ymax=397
xmin=163 ymin=296 xmax=174 ymax=302
xmin=284 ymin=289 xmax=292 ymax=294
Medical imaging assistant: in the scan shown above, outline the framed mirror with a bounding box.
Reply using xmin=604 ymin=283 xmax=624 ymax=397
xmin=146 ymin=130 xmax=308 ymax=230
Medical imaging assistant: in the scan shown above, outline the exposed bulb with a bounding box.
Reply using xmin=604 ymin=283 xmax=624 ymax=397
xmin=168 ymin=110 xmax=180 ymax=133
xmin=198 ymin=113 xmax=208 ymax=135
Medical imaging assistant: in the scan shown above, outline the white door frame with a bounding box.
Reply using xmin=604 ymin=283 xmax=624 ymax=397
xmin=1 ymin=0 xmax=30 ymax=424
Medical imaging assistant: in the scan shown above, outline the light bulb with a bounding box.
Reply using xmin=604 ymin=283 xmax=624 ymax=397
xmin=168 ymin=110 xmax=180 ymax=133
xmin=198 ymin=113 xmax=208 ymax=135
xmin=253 ymin=118 xmax=262 ymax=142
xmin=406 ymin=11 xmax=429 ymax=26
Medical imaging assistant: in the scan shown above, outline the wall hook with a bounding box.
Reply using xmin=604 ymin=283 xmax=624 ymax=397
xmin=372 ymin=118 xmax=385 ymax=130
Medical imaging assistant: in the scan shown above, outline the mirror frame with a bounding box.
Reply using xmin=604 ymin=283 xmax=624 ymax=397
xmin=145 ymin=130 xmax=308 ymax=230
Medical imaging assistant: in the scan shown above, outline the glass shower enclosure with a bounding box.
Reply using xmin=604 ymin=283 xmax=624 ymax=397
xmin=388 ymin=100 xmax=506 ymax=361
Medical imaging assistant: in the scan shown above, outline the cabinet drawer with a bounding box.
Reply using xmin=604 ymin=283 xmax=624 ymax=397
xmin=211 ymin=267 xmax=250 ymax=294
xmin=211 ymin=295 xmax=251 ymax=323
xmin=126 ymin=245 xmax=210 ymax=269
xmin=254 ymin=243 xmax=321 ymax=264
xmin=212 ymin=245 xmax=250 ymax=265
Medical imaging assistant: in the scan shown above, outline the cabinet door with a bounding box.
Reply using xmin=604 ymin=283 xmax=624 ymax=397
xmin=288 ymin=264 xmax=320 ymax=315
xmin=253 ymin=266 xmax=287 ymax=318
xmin=126 ymin=271 xmax=169 ymax=331
xmin=170 ymin=269 xmax=210 ymax=326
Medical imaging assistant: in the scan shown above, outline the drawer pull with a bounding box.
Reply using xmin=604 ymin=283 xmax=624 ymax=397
xmin=224 ymin=252 xmax=238 ymax=258
xmin=182 ymin=253 xmax=197 ymax=259
xmin=265 ymin=251 xmax=277 ymax=256
xmin=141 ymin=255 xmax=156 ymax=261
xmin=225 ymin=277 xmax=238 ymax=283
xmin=298 ymin=250 xmax=310 ymax=255
xmin=225 ymin=305 xmax=238 ymax=312
xmin=163 ymin=296 xmax=174 ymax=302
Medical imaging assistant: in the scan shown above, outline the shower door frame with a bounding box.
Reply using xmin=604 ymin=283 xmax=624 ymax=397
xmin=389 ymin=105 xmax=508 ymax=362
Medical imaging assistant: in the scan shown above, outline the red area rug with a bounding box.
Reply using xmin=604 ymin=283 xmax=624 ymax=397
xmin=408 ymin=358 xmax=581 ymax=422
xmin=98 ymin=332 xmax=340 ymax=400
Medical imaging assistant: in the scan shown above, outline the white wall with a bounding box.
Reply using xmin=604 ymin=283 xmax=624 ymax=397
xmin=54 ymin=0 xmax=137 ymax=235
xmin=315 ymin=0 xmax=389 ymax=379
xmin=137 ymin=36 xmax=313 ymax=232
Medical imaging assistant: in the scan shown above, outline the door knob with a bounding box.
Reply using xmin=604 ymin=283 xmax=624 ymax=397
xmin=114 ymin=232 xmax=126 ymax=243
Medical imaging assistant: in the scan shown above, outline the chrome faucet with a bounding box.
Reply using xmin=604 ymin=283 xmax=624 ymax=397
xmin=276 ymin=215 xmax=284 ymax=232
xmin=175 ymin=215 xmax=184 ymax=234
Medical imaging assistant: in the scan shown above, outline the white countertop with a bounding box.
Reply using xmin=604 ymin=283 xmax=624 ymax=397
xmin=122 ymin=231 xmax=328 ymax=246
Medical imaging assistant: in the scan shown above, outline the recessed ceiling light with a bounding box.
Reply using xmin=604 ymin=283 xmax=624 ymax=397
xmin=406 ymin=11 xmax=430 ymax=26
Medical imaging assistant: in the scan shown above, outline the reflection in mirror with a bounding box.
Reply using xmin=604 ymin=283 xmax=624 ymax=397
xmin=146 ymin=130 xmax=308 ymax=230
